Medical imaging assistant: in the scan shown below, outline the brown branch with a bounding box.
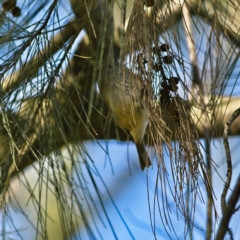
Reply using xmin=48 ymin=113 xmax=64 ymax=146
xmin=222 ymin=108 xmax=240 ymax=203
xmin=215 ymin=175 xmax=240 ymax=240
xmin=215 ymin=107 xmax=240 ymax=239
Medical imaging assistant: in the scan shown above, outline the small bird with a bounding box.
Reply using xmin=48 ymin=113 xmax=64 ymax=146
xmin=99 ymin=62 xmax=151 ymax=170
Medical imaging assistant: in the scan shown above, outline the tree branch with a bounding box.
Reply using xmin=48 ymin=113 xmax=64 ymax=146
xmin=215 ymin=175 xmax=240 ymax=240
xmin=215 ymin=107 xmax=240 ymax=239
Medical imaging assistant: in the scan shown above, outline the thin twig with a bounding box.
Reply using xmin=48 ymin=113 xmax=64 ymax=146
xmin=221 ymin=107 xmax=240 ymax=210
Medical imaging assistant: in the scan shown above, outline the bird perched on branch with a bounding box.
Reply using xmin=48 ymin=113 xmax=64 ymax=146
xmin=99 ymin=60 xmax=151 ymax=170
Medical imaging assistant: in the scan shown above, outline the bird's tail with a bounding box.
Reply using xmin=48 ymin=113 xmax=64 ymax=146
xmin=136 ymin=141 xmax=151 ymax=170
